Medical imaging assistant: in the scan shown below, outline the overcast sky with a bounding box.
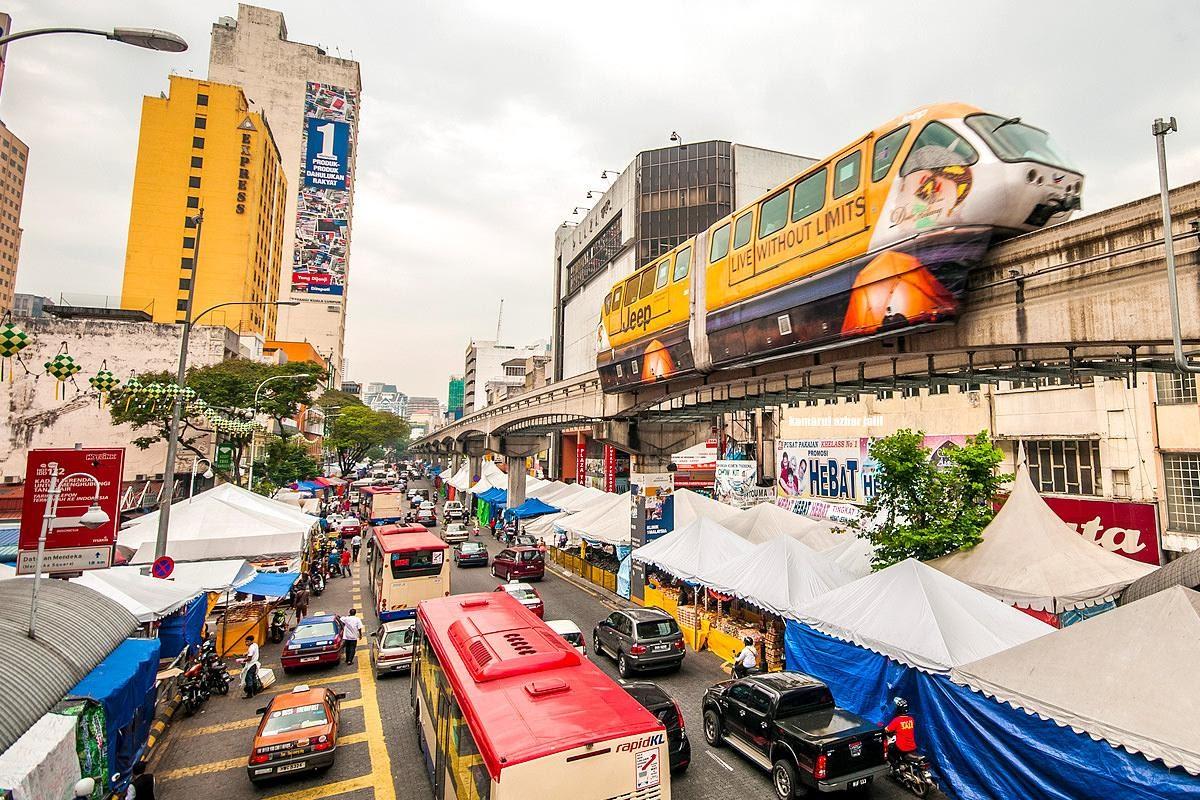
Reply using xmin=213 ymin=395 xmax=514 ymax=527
xmin=6 ymin=1 xmax=1200 ymax=400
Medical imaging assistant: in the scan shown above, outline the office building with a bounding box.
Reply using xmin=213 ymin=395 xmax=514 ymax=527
xmin=0 ymin=119 xmax=27 ymax=314
xmin=120 ymin=75 xmax=287 ymax=351
xmin=552 ymin=141 xmax=815 ymax=380
xmin=362 ymin=382 xmax=406 ymax=417
xmin=447 ymin=375 xmax=464 ymax=420
xmin=209 ymin=5 xmax=362 ymax=379
xmin=463 ymin=339 xmax=551 ymax=413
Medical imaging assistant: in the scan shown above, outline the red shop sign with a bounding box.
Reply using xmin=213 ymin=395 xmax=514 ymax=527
xmin=1042 ymin=495 xmax=1161 ymax=566
xmin=603 ymin=445 xmax=617 ymax=493
xmin=576 ymin=437 xmax=587 ymax=485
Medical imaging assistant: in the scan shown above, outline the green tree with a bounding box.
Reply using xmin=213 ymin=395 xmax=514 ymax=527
xmin=252 ymin=435 xmax=321 ymax=496
xmin=108 ymin=359 xmax=324 ymax=484
xmin=325 ymin=404 xmax=410 ymax=475
xmin=848 ymin=429 xmax=1010 ymax=569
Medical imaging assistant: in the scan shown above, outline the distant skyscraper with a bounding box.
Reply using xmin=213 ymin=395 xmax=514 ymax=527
xmin=208 ymin=5 xmax=362 ymax=381
xmin=447 ymin=375 xmax=464 ymax=420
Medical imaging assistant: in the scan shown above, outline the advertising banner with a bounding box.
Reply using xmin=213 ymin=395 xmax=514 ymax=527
xmin=604 ymin=445 xmax=617 ymax=494
xmin=671 ymin=440 xmax=718 ymax=489
xmin=629 ymin=473 xmax=674 ymax=603
xmin=1041 ymin=496 xmax=1161 ymax=565
xmin=575 ymin=437 xmax=587 ymax=485
xmin=715 ymin=460 xmax=762 ymax=509
xmin=293 ymin=81 xmax=358 ymax=298
xmin=18 ymin=448 xmax=125 ymax=574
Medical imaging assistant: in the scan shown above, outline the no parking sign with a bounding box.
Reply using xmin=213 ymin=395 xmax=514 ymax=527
xmin=152 ymin=555 xmax=175 ymax=579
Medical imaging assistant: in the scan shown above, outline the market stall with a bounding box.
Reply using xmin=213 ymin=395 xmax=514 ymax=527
xmin=72 ymin=568 xmax=206 ymax=659
xmin=503 ymin=497 xmax=559 ymax=522
xmin=724 ymin=501 xmax=842 ymax=549
xmin=930 ymin=463 xmax=1155 ymax=626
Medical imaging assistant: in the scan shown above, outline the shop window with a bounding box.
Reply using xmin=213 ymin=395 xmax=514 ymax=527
xmin=1157 ymin=373 xmax=1197 ymax=405
xmin=1164 ymin=454 xmax=1200 ymax=532
xmin=929 ymin=383 xmax=950 ymax=395
xmin=833 ymin=151 xmax=861 ymax=199
xmin=1024 ymin=439 xmax=1101 ymax=496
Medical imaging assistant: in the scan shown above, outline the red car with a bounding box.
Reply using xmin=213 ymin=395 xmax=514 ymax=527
xmin=494 ymin=582 xmax=544 ymax=618
xmin=281 ymin=614 xmax=343 ymax=673
xmin=490 ymin=545 xmax=545 ymax=581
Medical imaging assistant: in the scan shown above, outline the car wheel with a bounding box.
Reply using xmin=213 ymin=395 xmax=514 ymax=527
xmin=593 ymin=632 xmax=605 ymax=657
xmin=670 ymin=764 xmax=689 ymax=776
xmin=617 ymin=652 xmax=632 ymax=678
xmin=282 ymin=666 xmax=294 ymax=675
xmin=772 ymin=758 xmax=804 ymax=799
xmin=490 ymin=564 xmax=498 ymax=578
xmin=703 ymin=709 xmax=723 ymax=746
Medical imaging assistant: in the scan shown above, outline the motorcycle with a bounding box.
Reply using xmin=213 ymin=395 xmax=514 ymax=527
xmin=887 ymin=735 xmax=939 ymax=798
xmin=310 ymin=569 xmax=325 ymax=596
xmin=268 ymin=608 xmax=288 ymax=644
xmin=200 ymin=651 xmax=232 ymax=696
xmin=179 ymin=661 xmax=210 ymax=716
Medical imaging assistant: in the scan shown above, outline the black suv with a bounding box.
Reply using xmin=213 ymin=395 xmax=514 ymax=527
xmin=621 ymin=681 xmax=691 ymax=775
xmin=593 ymin=607 xmax=685 ymax=676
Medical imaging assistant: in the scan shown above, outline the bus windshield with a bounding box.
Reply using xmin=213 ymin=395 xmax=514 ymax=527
xmin=391 ymin=549 xmax=443 ymax=579
xmin=966 ymin=114 xmax=1076 ymax=171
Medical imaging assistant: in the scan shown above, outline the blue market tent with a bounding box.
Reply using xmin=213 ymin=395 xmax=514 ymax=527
xmin=239 ymin=571 xmax=301 ymax=598
xmin=504 ymin=497 xmax=559 ymax=520
xmin=157 ymin=595 xmax=207 ymax=659
xmin=479 ymin=487 xmax=507 ymax=505
xmin=69 ymin=637 xmax=161 ymax=793
xmin=295 ymin=480 xmax=324 ymax=492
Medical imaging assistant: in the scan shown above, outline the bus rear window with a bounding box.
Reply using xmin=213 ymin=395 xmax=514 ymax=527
xmin=391 ymin=549 xmax=444 ymax=578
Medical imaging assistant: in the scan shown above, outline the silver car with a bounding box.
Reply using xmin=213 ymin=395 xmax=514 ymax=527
xmin=369 ymin=619 xmax=416 ymax=676
xmin=443 ymin=522 xmax=470 ymax=544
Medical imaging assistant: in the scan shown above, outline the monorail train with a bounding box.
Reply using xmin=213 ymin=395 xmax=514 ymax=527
xmin=596 ymin=103 xmax=1084 ymax=392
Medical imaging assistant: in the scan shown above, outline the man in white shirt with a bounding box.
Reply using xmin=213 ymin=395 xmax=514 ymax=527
xmin=351 ymin=533 xmax=363 ymax=561
xmin=733 ymin=636 xmax=758 ymax=678
xmin=341 ymin=608 xmax=365 ymax=663
xmin=239 ymin=635 xmax=261 ymax=697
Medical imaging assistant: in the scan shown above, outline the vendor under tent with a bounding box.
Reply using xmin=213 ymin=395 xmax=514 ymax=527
xmin=444 ymin=464 xmax=471 ymax=491
xmin=706 ymin=537 xmax=856 ymax=618
xmin=943 ymin=587 xmax=1200 ymax=798
xmin=117 ymin=482 xmax=315 ymax=563
xmin=724 ymin=502 xmax=842 ymax=549
xmin=929 ymin=462 xmax=1154 ymax=624
xmin=631 ymin=516 xmax=755 ymax=584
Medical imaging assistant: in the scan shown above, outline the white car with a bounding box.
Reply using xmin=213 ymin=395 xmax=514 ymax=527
xmin=443 ymin=500 xmax=466 ymax=521
xmin=546 ymin=619 xmax=586 ymax=655
xmin=419 ymin=500 xmax=435 ymax=512
xmin=442 ymin=522 xmax=470 ymax=544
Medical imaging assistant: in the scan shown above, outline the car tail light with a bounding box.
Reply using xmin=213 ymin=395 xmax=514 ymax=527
xmin=250 ymin=752 xmax=270 ymax=765
xmin=630 ymin=644 xmax=647 ymax=655
xmin=814 ymin=753 xmax=828 ymax=781
xmin=313 ymin=738 xmax=334 ymax=752
xmin=673 ymin=639 xmax=685 ymax=651
xmin=673 ymin=700 xmax=686 ymax=732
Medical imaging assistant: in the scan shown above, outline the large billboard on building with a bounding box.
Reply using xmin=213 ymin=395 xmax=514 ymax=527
xmin=1039 ymin=496 xmax=1161 ymax=565
xmin=293 ymin=81 xmax=358 ymax=297
xmin=715 ymin=459 xmax=770 ymax=509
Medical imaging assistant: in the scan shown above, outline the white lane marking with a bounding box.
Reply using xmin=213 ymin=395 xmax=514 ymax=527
xmin=706 ymin=751 xmax=734 ymax=771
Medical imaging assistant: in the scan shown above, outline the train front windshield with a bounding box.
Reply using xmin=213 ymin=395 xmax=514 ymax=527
xmin=966 ymin=113 xmax=1077 ymax=171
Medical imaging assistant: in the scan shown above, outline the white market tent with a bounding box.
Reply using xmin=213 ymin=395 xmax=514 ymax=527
xmin=535 ymin=482 xmax=585 ymax=506
xmin=468 ymin=461 xmax=508 ymax=493
xmin=631 ymin=517 xmax=755 ymax=583
xmin=823 ymin=534 xmax=876 ymax=579
xmin=112 ymin=558 xmax=258 ymax=593
xmin=0 ymin=712 xmax=81 ymax=800
xmin=952 ymin=586 xmax=1200 ymax=775
xmin=557 ymin=491 xmax=629 ymax=540
xmin=72 ymin=568 xmax=203 ymax=624
xmin=570 ymin=488 xmax=743 ymax=546
xmin=795 ymin=558 xmax=1054 ymax=674
xmin=444 ymin=464 xmax=471 ymax=491
xmin=527 ymin=480 xmax=570 ymax=500
xmin=118 ymin=483 xmax=316 ymax=563
xmin=523 ymin=512 xmax=569 ymax=543
xmin=706 ymin=536 xmax=856 ymax=617
xmin=929 ymin=463 xmax=1154 ymax=613
xmin=554 ymin=485 xmax=608 ymax=512
xmin=725 ymin=502 xmax=842 ymax=550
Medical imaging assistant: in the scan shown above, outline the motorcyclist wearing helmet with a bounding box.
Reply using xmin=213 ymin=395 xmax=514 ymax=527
xmin=885 ymin=697 xmax=918 ymax=765
xmin=732 ymin=636 xmax=758 ymax=678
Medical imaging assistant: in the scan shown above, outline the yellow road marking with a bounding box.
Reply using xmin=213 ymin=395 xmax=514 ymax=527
xmin=181 ymin=699 xmax=364 ymax=737
xmin=160 ymin=732 xmax=369 ymax=781
xmin=272 ymin=672 xmax=359 ymax=694
xmin=263 ymin=774 xmax=375 ymax=800
xmin=357 ymin=630 xmax=397 ymax=800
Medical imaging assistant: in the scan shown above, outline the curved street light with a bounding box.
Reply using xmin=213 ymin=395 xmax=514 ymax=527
xmin=0 ymin=26 xmax=188 ymax=52
xmin=247 ymin=373 xmax=316 ymax=492
xmin=189 ymin=457 xmax=214 ymax=502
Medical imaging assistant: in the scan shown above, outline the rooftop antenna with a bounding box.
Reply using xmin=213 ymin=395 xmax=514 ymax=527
xmin=495 ymin=298 xmax=504 ymax=342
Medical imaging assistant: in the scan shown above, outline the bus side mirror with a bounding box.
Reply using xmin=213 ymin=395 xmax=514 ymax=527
xmin=334 ymin=692 xmax=348 ymax=700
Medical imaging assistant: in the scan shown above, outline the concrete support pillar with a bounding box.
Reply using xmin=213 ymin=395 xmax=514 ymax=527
xmin=507 ymin=466 xmax=528 ymax=508
xmin=468 ymin=454 xmax=483 ymax=488
xmin=591 ymin=419 xmax=711 ymax=472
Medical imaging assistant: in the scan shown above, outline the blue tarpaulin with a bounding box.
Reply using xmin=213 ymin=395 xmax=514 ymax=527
xmin=480 ymin=487 xmax=507 ymax=504
xmin=504 ymin=497 xmax=559 ymax=520
xmin=784 ymin=621 xmax=1200 ymax=800
xmin=295 ymin=480 xmax=323 ymax=492
xmin=69 ymin=637 xmax=161 ymax=793
xmin=157 ymin=595 xmax=207 ymax=659
xmin=239 ymin=571 xmax=300 ymax=598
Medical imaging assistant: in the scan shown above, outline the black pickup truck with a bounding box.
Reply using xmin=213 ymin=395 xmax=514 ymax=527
xmin=702 ymin=672 xmax=889 ymax=798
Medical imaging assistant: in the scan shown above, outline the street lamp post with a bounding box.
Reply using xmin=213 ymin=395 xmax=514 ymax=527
xmin=0 ymin=25 xmax=187 ymax=51
xmin=28 ymin=464 xmax=110 ymax=639
xmin=247 ymin=373 xmax=313 ymax=492
xmin=152 ymin=208 xmax=299 ymax=559
xmin=189 ymin=457 xmax=214 ymax=501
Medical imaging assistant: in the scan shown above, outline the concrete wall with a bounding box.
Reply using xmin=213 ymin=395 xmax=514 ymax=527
xmin=0 ymin=318 xmax=236 ymax=481
xmin=464 ymin=340 xmax=550 ymax=413
xmin=731 ymin=144 xmax=816 ymax=206
xmin=208 ymin=4 xmax=362 ymax=376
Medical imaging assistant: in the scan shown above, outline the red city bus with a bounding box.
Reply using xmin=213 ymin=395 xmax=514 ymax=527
xmin=367 ymin=527 xmax=450 ymax=622
xmin=413 ymin=592 xmax=671 ymax=800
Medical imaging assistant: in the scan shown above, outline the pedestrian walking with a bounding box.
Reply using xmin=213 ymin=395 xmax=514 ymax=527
xmin=292 ymin=580 xmax=310 ymax=624
xmin=341 ymin=608 xmax=365 ymax=663
xmin=339 ymin=548 xmax=352 ymax=577
xmin=351 ymin=532 xmax=362 ymax=561
xmin=238 ymin=635 xmax=262 ymax=698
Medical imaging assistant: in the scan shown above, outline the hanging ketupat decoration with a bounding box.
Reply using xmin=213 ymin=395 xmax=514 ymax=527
xmin=0 ymin=312 xmax=32 ymax=382
xmin=87 ymin=360 xmax=121 ymax=408
xmin=44 ymin=342 xmax=82 ymax=401
xmin=121 ymin=374 xmax=143 ymax=411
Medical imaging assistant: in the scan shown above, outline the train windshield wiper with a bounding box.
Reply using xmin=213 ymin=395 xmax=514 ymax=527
xmin=992 ymin=116 xmax=1022 ymax=133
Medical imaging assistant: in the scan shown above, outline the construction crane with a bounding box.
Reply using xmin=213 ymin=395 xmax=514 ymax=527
xmin=495 ymin=298 xmax=504 ymax=342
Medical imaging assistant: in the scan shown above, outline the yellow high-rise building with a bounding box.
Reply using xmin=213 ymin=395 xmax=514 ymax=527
xmin=121 ymin=75 xmax=287 ymax=342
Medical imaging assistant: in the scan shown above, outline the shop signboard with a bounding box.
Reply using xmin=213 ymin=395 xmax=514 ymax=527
xmin=1041 ymin=495 xmax=1161 ymax=565
xmin=17 ymin=447 xmax=125 ymax=575
xmin=576 ymin=437 xmax=587 ymax=485
xmin=604 ymin=445 xmax=617 ymax=493
xmin=715 ymin=460 xmax=763 ymax=509
xmin=629 ymin=472 xmax=674 ymax=603
xmin=672 ymin=440 xmax=718 ymax=489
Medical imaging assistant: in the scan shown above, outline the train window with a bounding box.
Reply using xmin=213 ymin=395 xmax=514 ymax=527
xmin=673 ymin=247 xmax=691 ymax=282
xmin=792 ymin=168 xmax=826 ymax=221
xmin=611 ymin=286 xmax=622 ymax=309
xmin=833 ymin=151 xmax=861 ymax=199
xmin=639 ymin=268 xmax=657 ymax=299
xmin=732 ymin=212 xmax=754 ymax=249
xmin=758 ymin=188 xmax=790 ymax=239
xmin=872 ymin=125 xmax=909 ymax=181
xmin=710 ymin=223 xmax=731 ymax=261
xmin=654 ymin=259 xmax=670 ymax=290
xmin=624 ymin=277 xmax=639 ymax=307
xmin=900 ymin=121 xmax=979 ymax=177
xmin=603 ymin=292 xmax=611 ymax=314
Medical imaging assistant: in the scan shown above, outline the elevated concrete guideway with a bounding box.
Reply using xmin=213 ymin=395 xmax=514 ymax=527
xmin=414 ymin=182 xmax=1200 ymax=461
